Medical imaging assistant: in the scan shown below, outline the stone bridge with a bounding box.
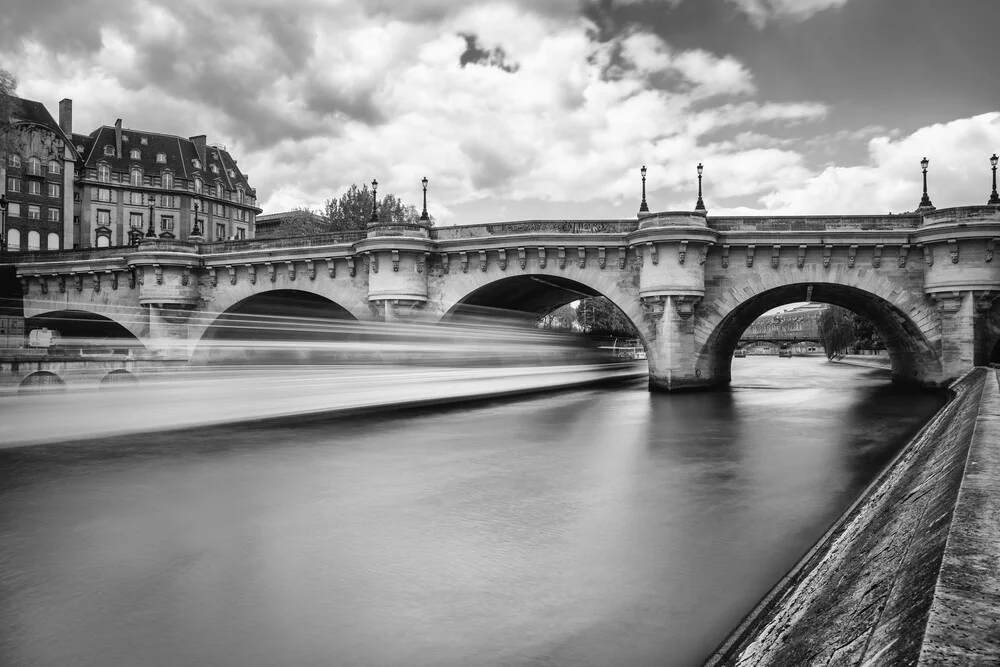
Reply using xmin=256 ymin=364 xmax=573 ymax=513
xmin=5 ymin=204 xmax=1000 ymax=391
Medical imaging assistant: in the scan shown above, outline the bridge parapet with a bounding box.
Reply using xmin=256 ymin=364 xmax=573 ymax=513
xmin=708 ymin=214 xmax=922 ymax=232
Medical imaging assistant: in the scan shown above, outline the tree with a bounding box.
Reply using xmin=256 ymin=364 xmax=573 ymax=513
xmin=324 ymin=183 xmax=431 ymax=233
xmin=0 ymin=68 xmax=22 ymax=161
xmin=576 ymin=296 xmax=639 ymax=339
xmin=818 ymin=305 xmax=856 ymax=357
xmin=852 ymin=314 xmax=883 ymax=351
xmin=538 ymin=303 xmax=577 ymax=331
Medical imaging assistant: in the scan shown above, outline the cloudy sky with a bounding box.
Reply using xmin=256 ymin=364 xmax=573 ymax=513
xmin=2 ymin=0 xmax=998 ymax=224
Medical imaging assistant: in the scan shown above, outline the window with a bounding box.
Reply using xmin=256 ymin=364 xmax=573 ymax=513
xmin=27 ymin=205 xmax=40 ymax=219
xmin=129 ymin=191 xmax=143 ymax=205
xmin=96 ymin=234 xmax=111 ymax=248
xmin=95 ymin=188 xmax=112 ymax=202
xmin=73 ymin=215 xmax=80 ymax=226
xmin=8 ymin=154 xmax=20 ymax=168
xmin=7 ymin=203 xmax=19 ymax=217
xmin=215 ymin=222 xmax=226 ymax=239
xmin=48 ymin=183 xmax=60 ymax=198
xmin=48 ymin=209 xmax=60 ymax=222
xmin=129 ymin=212 xmax=143 ymax=229
xmin=96 ymin=210 xmax=111 ymax=226
xmin=228 ymin=169 xmax=235 ymax=177
xmin=130 ymin=149 xmax=141 ymax=160
xmin=130 ymin=169 xmax=142 ymax=186
xmin=104 ymin=145 xmax=114 ymax=156
xmin=161 ymin=195 xmax=174 ymax=208
xmin=6 ymin=177 xmax=20 ymax=192
xmin=210 ymin=164 xmax=218 ymax=174
xmin=7 ymin=229 xmax=20 ymax=251
xmin=156 ymin=153 xmax=166 ymax=164
xmin=98 ymin=164 xmax=110 ymax=182
xmin=46 ymin=233 xmax=59 ymax=250
xmin=48 ymin=160 xmax=61 ymax=174
xmin=235 ymin=227 xmax=246 ymax=240
xmin=237 ymin=188 xmax=244 ymax=204
xmin=140 ymin=137 xmax=148 ymax=146
xmin=76 ymin=144 xmax=84 ymax=154
xmin=73 ymin=191 xmax=81 ymax=202
xmin=162 ymin=172 xmax=173 ymax=189
xmin=194 ymin=177 xmax=202 ymax=194
xmin=213 ymin=203 xmax=227 ymax=216
xmin=27 ymin=231 xmax=40 ymax=251
xmin=193 ymin=159 xmax=201 ymax=169
xmin=160 ymin=216 xmax=174 ymax=231
xmin=216 ymin=184 xmax=225 ymax=198
xmin=27 ymin=181 xmax=41 ymax=195
xmin=27 ymin=157 xmax=41 ymax=175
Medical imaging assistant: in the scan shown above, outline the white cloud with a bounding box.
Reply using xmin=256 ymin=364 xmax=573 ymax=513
xmin=728 ymin=0 xmax=854 ymax=28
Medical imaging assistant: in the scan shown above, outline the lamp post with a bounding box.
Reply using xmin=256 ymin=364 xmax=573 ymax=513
xmin=370 ymin=179 xmax=379 ymax=222
xmin=145 ymin=194 xmax=157 ymax=238
xmin=917 ymin=157 xmax=933 ymax=209
xmin=192 ymin=203 xmax=202 ymax=237
xmin=0 ymin=193 xmax=7 ymax=252
xmin=420 ymin=176 xmax=429 ymax=221
xmin=639 ymin=165 xmax=649 ymax=213
xmin=989 ymin=154 xmax=1000 ymax=205
xmin=694 ymin=162 xmax=706 ymax=212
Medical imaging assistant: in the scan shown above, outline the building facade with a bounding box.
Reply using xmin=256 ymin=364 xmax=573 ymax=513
xmin=1 ymin=96 xmax=261 ymax=250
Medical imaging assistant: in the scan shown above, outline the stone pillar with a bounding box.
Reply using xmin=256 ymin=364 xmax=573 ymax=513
xmin=357 ymin=218 xmax=434 ymax=324
xmin=128 ymin=239 xmax=201 ymax=357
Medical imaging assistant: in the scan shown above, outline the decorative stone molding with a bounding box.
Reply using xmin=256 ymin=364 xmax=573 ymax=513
xmin=538 ymin=247 xmax=547 ymax=269
xmin=37 ymin=274 xmax=47 ymax=295
xmin=948 ymin=238 xmax=959 ymax=264
xmin=246 ymin=264 xmax=257 ymax=285
xmin=440 ymin=253 xmax=449 ymax=274
xmin=847 ymin=245 xmax=857 ymax=268
xmin=371 ymin=254 xmax=379 ymax=274
xmin=91 ymin=271 xmax=100 ymax=293
xmin=20 ymin=277 xmax=29 ymax=295
xmin=721 ymin=244 xmax=730 ymax=269
xmin=674 ymin=295 xmax=701 ymax=320
xmin=60 ymin=275 xmax=68 ymax=293
xmin=923 ymin=244 xmax=933 ymax=267
xmin=557 ymin=247 xmax=566 ymax=270
xmin=182 ymin=267 xmax=191 ymax=286
xmin=647 ymin=242 xmax=659 ymax=266
xmin=208 ymin=267 xmax=217 ymax=287
xmin=931 ymin=291 xmax=964 ymax=315
xmin=823 ymin=244 xmax=832 ymax=268
xmin=518 ymin=247 xmax=527 ymax=270
xmin=987 ymin=239 xmax=996 ymax=263
xmin=136 ymin=268 xmax=144 ymax=286
xmin=109 ymin=270 xmax=118 ymax=291
xmin=417 ymin=253 xmax=427 ymax=274
xmin=126 ymin=272 xmax=135 ymax=290
xmin=640 ymin=295 xmax=666 ymax=321
xmin=898 ymin=244 xmax=910 ymax=268
xmin=154 ymin=265 xmax=163 ymax=285
xmin=392 ymin=250 xmax=400 ymax=273
xmin=479 ymin=250 xmax=488 ymax=272
xmin=577 ymin=247 xmax=586 ymax=269
xmin=617 ymin=246 xmax=627 ymax=270
xmin=872 ymin=245 xmax=883 ymax=269
xmin=227 ymin=265 xmax=236 ymax=285
xmin=347 ymin=256 xmax=356 ymax=277
xmin=265 ymin=262 xmax=276 ymax=283
xmin=498 ymin=249 xmax=507 ymax=271
xmin=797 ymin=245 xmax=807 ymax=268
xmin=746 ymin=245 xmax=755 ymax=268
xmin=678 ymin=241 xmax=687 ymax=265
xmin=74 ymin=274 xmax=83 ymax=292
xmin=460 ymin=251 xmax=469 ymax=273
xmin=390 ymin=299 xmax=426 ymax=320
xmin=598 ymin=247 xmax=606 ymax=269
xmin=770 ymin=245 xmax=781 ymax=269
xmin=699 ymin=246 xmax=708 ymax=265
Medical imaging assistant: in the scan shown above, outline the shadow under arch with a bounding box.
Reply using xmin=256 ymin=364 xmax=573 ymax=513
xmin=192 ymin=289 xmax=360 ymax=364
xmin=19 ymin=371 xmax=66 ymax=394
xmin=25 ymin=310 xmax=147 ymax=350
xmin=698 ymin=283 xmax=942 ymax=387
xmin=441 ymin=274 xmax=650 ymax=353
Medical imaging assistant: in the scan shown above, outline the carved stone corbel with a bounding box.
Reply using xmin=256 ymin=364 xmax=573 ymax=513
xmin=479 ymin=250 xmax=488 ymax=272
xmin=347 ymin=256 xmax=356 ymax=277
xmin=498 ymin=249 xmax=507 ymax=271
xmin=109 ymin=270 xmax=118 ymax=291
xmin=640 ymin=295 xmax=666 ymax=321
xmin=987 ymin=239 xmax=997 ymax=263
xmin=227 ymin=265 xmax=237 ymax=285
xmin=872 ymin=245 xmax=883 ymax=269
xmin=557 ymin=247 xmax=566 ymax=270
xmin=286 ymin=261 xmax=296 ymax=281
xmin=721 ymin=245 xmax=730 ymax=269
xmin=89 ymin=271 xmax=99 ymax=293
xmin=823 ymin=245 xmax=832 ymax=268
xmin=126 ymin=272 xmax=134 ymax=290
xmin=74 ymin=274 xmax=83 ymax=292
xmin=847 ymin=245 xmax=857 ymax=268
xmin=538 ymin=247 xmax=547 ymax=269
xmin=20 ymin=277 xmax=29 ymax=295
xmin=392 ymin=250 xmax=400 ymax=272
xmin=38 ymin=275 xmax=48 ymax=295
xmin=746 ymin=245 xmax=755 ymax=268
xmin=182 ymin=267 xmax=191 ymax=286
xmin=931 ymin=291 xmax=964 ymax=314
xmin=922 ymin=244 xmax=933 ymax=267
xmin=208 ymin=267 xmax=217 ymax=287
xmin=678 ymin=241 xmax=687 ymax=265
xmin=154 ymin=265 xmax=163 ymax=285
xmin=770 ymin=245 xmax=781 ymax=269
xmin=246 ymin=264 xmax=257 ymax=284
xmin=417 ymin=253 xmax=428 ymax=274
xmin=699 ymin=244 xmax=709 ymax=265
xmin=460 ymin=252 xmax=469 ymax=273
xmin=598 ymin=247 xmax=606 ymax=269
xmin=647 ymin=242 xmax=658 ymax=266
xmin=617 ymin=246 xmax=627 ymax=270
xmin=948 ymin=239 xmax=959 ymax=264
xmin=321 ymin=258 xmax=331 ymax=279
xmin=674 ymin=295 xmax=701 ymax=320
xmin=513 ymin=248 xmax=522 ymax=269
xmin=370 ymin=254 xmax=379 ymax=274
xmin=898 ymin=244 xmax=910 ymax=268
xmin=136 ymin=268 xmax=144 ymax=286
xmin=797 ymin=245 xmax=807 ymax=268
xmin=577 ymin=247 xmax=586 ymax=269
xmin=265 ymin=262 xmax=276 ymax=282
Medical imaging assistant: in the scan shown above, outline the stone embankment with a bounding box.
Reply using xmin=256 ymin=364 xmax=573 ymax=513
xmin=707 ymin=367 xmax=1000 ymax=666
xmin=830 ymin=353 xmax=892 ymax=370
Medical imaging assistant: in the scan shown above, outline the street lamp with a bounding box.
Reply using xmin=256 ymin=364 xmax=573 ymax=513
xmin=917 ymin=157 xmax=933 ymax=209
xmin=145 ymin=194 xmax=157 ymax=238
xmin=989 ymin=154 xmax=1000 ymax=205
xmin=694 ymin=162 xmax=706 ymax=212
xmin=0 ymin=193 xmax=8 ymax=252
xmin=370 ymin=179 xmax=379 ymax=222
xmin=192 ymin=202 xmax=202 ymax=237
xmin=639 ymin=165 xmax=649 ymax=213
xmin=420 ymin=176 xmax=429 ymax=221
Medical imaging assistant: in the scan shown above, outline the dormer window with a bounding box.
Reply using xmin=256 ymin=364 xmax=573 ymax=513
xmin=156 ymin=153 xmax=166 ymax=163
xmin=193 ymin=159 xmax=201 ymax=169
xmin=162 ymin=171 xmax=173 ymax=189
xmin=140 ymin=137 xmax=148 ymax=145
xmin=227 ymin=169 xmax=235 ymax=177
xmin=194 ymin=177 xmax=203 ymax=194
xmin=122 ymin=135 xmax=129 ymax=143
xmin=210 ymin=164 xmax=218 ymax=174
xmin=104 ymin=145 xmax=114 ymax=156
xmin=216 ymin=183 xmax=225 ymax=197
xmin=98 ymin=164 xmax=110 ymax=182
xmin=130 ymin=168 xmax=142 ymax=187
xmin=130 ymin=149 xmax=141 ymax=160
xmin=236 ymin=187 xmax=245 ymax=204
xmin=76 ymin=145 xmax=84 ymax=153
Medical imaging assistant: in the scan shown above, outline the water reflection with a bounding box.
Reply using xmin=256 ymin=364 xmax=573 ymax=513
xmin=0 ymin=358 xmax=945 ymax=667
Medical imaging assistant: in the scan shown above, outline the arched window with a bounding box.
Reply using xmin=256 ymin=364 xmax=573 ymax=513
xmin=8 ymin=154 xmax=20 ymax=168
xmin=98 ymin=164 xmax=110 ymax=182
xmin=236 ymin=187 xmax=244 ymax=203
xmin=48 ymin=160 xmax=61 ymax=175
xmin=27 ymin=231 xmax=40 ymax=251
xmin=46 ymin=233 xmax=60 ymax=250
xmin=6 ymin=229 xmax=20 ymax=251
xmin=194 ymin=177 xmax=202 ymax=194
xmin=27 ymin=157 xmax=41 ymax=176
xmin=162 ymin=172 xmax=173 ymax=189
xmin=104 ymin=145 xmax=114 ymax=156
xmin=130 ymin=149 xmax=141 ymax=160
xmin=130 ymin=169 xmax=142 ymax=186
xmin=156 ymin=153 xmax=166 ymax=163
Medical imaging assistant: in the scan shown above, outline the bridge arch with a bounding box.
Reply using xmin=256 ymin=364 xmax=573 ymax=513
xmin=19 ymin=371 xmax=66 ymax=394
xmin=695 ymin=271 xmax=942 ymax=386
xmin=24 ymin=309 xmax=148 ymax=348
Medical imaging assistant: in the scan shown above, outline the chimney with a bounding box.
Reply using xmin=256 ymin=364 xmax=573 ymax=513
xmin=114 ymin=118 xmax=122 ymax=158
xmin=190 ymin=135 xmax=207 ymax=165
xmin=58 ymin=99 xmax=73 ymax=135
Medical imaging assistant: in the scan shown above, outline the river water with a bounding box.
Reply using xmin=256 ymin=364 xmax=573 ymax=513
xmin=0 ymin=357 xmax=945 ymax=667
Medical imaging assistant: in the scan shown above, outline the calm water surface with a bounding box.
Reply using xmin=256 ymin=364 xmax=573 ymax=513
xmin=0 ymin=357 xmax=945 ymax=667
